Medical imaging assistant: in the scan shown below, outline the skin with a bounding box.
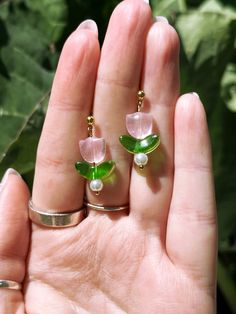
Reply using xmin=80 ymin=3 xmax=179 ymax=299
xmin=0 ymin=0 xmax=217 ymax=313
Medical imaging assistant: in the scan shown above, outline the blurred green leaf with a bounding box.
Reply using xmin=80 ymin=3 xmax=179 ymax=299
xmin=199 ymin=0 xmax=236 ymax=19
xmin=221 ymin=64 xmax=236 ymax=112
xmin=0 ymin=93 xmax=49 ymax=179
xmin=176 ymin=12 xmax=235 ymax=68
xmin=0 ymin=0 xmax=67 ymax=171
xmin=152 ymin=0 xmax=181 ymax=17
xmin=25 ymin=0 xmax=68 ymax=42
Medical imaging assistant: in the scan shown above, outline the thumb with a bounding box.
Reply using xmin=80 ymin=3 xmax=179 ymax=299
xmin=0 ymin=169 xmax=30 ymax=313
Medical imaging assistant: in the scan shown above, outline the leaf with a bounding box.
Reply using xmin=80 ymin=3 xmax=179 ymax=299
xmin=75 ymin=160 xmax=115 ymax=180
xmin=199 ymin=0 xmax=236 ymax=19
xmin=0 ymin=95 xmax=49 ymax=179
xmin=0 ymin=0 xmax=67 ymax=167
xmin=176 ymin=12 xmax=236 ymax=68
xmin=176 ymin=9 xmax=236 ymax=118
xmin=221 ymin=63 xmax=236 ymax=112
xmin=151 ymin=0 xmax=184 ymax=21
xmin=119 ymin=134 xmax=160 ymax=154
xmin=25 ymin=0 xmax=68 ymax=42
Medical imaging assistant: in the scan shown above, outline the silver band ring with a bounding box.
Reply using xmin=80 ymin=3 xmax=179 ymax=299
xmin=29 ymin=199 xmax=84 ymax=228
xmin=84 ymin=201 xmax=129 ymax=212
xmin=0 ymin=280 xmax=22 ymax=290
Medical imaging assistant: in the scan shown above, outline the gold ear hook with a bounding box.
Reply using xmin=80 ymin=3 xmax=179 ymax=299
xmin=87 ymin=115 xmax=94 ymax=137
xmin=137 ymin=90 xmax=145 ymax=112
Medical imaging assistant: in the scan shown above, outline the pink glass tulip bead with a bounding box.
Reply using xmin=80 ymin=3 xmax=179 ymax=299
xmin=79 ymin=137 xmax=105 ymax=164
xmin=126 ymin=112 xmax=152 ymax=139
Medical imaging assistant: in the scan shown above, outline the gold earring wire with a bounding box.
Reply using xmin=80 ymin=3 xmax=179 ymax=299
xmin=87 ymin=115 xmax=94 ymax=137
xmin=137 ymin=90 xmax=145 ymax=112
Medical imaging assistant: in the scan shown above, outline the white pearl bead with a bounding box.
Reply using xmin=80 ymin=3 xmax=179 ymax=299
xmin=134 ymin=153 xmax=148 ymax=166
xmin=90 ymin=179 xmax=103 ymax=192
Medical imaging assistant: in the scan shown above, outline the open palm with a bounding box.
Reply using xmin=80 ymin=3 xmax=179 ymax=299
xmin=0 ymin=1 xmax=217 ymax=313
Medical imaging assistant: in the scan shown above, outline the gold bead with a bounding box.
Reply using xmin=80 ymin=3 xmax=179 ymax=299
xmin=87 ymin=115 xmax=94 ymax=125
xmin=138 ymin=90 xmax=145 ymax=98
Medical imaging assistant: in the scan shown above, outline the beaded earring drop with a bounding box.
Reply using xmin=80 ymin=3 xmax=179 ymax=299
xmin=75 ymin=116 xmax=115 ymax=194
xmin=119 ymin=90 xmax=160 ymax=169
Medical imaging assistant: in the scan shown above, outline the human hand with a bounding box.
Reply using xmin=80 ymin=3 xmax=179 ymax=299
xmin=0 ymin=0 xmax=217 ymax=313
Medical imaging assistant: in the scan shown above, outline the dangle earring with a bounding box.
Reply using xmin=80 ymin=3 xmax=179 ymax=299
xmin=75 ymin=116 xmax=116 ymax=195
xmin=119 ymin=90 xmax=160 ymax=169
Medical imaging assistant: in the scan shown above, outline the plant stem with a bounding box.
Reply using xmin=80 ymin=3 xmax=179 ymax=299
xmin=178 ymin=0 xmax=187 ymax=13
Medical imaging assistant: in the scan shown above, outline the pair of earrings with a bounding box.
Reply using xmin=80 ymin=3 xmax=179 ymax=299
xmin=75 ymin=91 xmax=160 ymax=194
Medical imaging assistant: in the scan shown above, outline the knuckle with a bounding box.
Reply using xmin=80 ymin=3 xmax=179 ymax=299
xmin=171 ymin=204 xmax=216 ymax=227
xmin=36 ymin=147 xmax=74 ymax=173
xmin=37 ymin=153 xmax=65 ymax=171
xmin=49 ymin=99 xmax=81 ymax=112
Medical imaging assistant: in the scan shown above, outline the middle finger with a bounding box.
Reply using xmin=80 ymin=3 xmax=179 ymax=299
xmin=87 ymin=0 xmax=152 ymax=208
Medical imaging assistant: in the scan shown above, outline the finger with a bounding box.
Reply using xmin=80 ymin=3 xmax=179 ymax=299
xmin=87 ymin=0 xmax=152 ymax=209
xmin=166 ymin=94 xmax=217 ymax=283
xmin=0 ymin=169 xmax=30 ymax=313
xmin=32 ymin=20 xmax=100 ymax=214
xmin=130 ymin=19 xmax=179 ymax=235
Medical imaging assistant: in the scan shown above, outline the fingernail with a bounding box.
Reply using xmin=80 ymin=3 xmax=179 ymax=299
xmin=154 ymin=16 xmax=169 ymax=24
xmin=143 ymin=0 xmax=149 ymax=4
xmin=77 ymin=19 xmax=98 ymax=36
xmin=0 ymin=168 xmax=21 ymax=193
xmin=191 ymin=92 xmax=200 ymax=99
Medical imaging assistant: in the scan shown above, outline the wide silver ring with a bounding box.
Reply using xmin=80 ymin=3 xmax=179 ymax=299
xmin=84 ymin=200 xmax=129 ymax=212
xmin=29 ymin=199 xmax=84 ymax=228
xmin=0 ymin=280 xmax=22 ymax=290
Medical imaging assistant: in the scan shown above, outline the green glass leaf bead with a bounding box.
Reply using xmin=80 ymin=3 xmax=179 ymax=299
xmin=75 ymin=161 xmax=91 ymax=179
xmin=139 ymin=134 xmax=160 ymax=154
xmin=96 ymin=160 xmax=116 ymax=179
xmin=119 ymin=135 xmax=137 ymax=153
xmin=75 ymin=161 xmax=90 ymax=179
xmin=119 ymin=134 xmax=160 ymax=154
xmin=75 ymin=160 xmax=115 ymax=180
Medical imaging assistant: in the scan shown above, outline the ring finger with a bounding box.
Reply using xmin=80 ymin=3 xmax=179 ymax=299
xmin=130 ymin=19 xmax=180 ymax=235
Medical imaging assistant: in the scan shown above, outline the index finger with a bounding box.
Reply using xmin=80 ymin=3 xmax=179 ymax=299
xmin=32 ymin=21 xmax=100 ymax=214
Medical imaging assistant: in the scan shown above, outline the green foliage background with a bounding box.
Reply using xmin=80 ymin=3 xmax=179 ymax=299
xmin=0 ymin=0 xmax=235 ymax=312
